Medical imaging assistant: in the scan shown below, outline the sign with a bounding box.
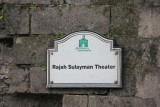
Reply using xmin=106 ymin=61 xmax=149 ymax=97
xmin=47 ymin=31 xmax=122 ymax=88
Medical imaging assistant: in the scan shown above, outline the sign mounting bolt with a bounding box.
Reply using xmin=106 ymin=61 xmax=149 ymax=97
xmin=115 ymin=51 xmax=118 ymax=55
xmin=50 ymin=81 xmax=54 ymax=84
xmin=50 ymin=52 xmax=53 ymax=55
xmin=114 ymin=80 xmax=118 ymax=84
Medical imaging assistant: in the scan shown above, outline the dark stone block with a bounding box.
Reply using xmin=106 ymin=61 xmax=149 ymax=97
xmin=3 ymin=0 xmax=51 ymax=4
xmin=63 ymin=95 xmax=87 ymax=107
xmin=31 ymin=6 xmax=110 ymax=35
xmin=4 ymin=6 xmax=29 ymax=34
xmin=66 ymin=0 xmax=145 ymax=6
xmin=8 ymin=66 xmax=30 ymax=93
xmin=138 ymin=8 xmax=160 ymax=38
xmin=111 ymin=6 xmax=139 ymax=36
xmin=1 ymin=94 xmax=63 ymax=107
xmin=0 ymin=65 xmax=9 ymax=95
xmin=0 ymin=38 xmax=13 ymax=64
xmin=145 ymin=0 xmax=160 ymax=7
xmin=12 ymin=37 xmax=53 ymax=64
xmin=88 ymin=96 xmax=157 ymax=107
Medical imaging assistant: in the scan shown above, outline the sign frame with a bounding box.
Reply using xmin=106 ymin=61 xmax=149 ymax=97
xmin=46 ymin=31 xmax=122 ymax=88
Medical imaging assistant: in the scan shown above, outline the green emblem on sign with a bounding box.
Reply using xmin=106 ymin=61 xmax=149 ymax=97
xmin=76 ymin=36 xmax=91 ymax=52
xmin=79 ymin=36 xmax=88 ymax=47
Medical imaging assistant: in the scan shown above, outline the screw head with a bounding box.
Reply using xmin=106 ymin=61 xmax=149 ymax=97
xmin=114 ymin=80 xmax=118 ymax=84
xmin=50 ymin=52 xmax=53 ymax=55
xmin=50 ymin=81 xmax=54 ymax=84
xmin=115 ymin=51 xmax=118 ymax=55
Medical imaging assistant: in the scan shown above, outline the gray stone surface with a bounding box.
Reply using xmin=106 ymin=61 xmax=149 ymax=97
xmin=3 ymin=0 xmax=64 ymax=5
xmin=145 ymin=0 xmax=160 ymax=6
xmin=1 ymin=94 xmax=63 ymax=107
xmin=0 ymin=65 xmax=9 ymax=94
xmin=8 ymin=66 xmax=30 ymax=93
xmin=3 ymin=0 xmax=19 ymax=4
xmin=136 ymin=70 xmax=160 ymax=107
xmin=65 ymin=0 xmax=91 ymax=5
xmin=88 ymin=96 xmax=157 ymax=107
xmin=0 ymin=34 xmax=8 ymax=38
xmin=63 ymin=95 xmax=87 ymax=107
xmin=31 ymin=6 xmax=110 ymax=35
xmin=19 ymin=0 xmax=51 ymax=4
xmin=30 ymin=67 xmax=48 ymax=93
xmin=127 ymin=0 xmax=145 ymax=6
xmin=65 ymin=0 xmax=145 ymax=5
xmin=4 ymin=6 xmax=29 ymax=34
xmin=157 ymin=44 xmax=160 ymax=67
xmin=137 ymin=39 xmax=157 ymax=65
xmin=0 ymin=20 xmax=5 ymax=35
xmin=30 ymin=67 xmax=108 ymax=94
xmin=51 ymin=0 xmax=64 ymax=5
xmin=138 ymin=8 xmax=160 ymax=38
xmin=0 ymin=5 xmax=5 ymax=34
xmin=111 ymin=6 xmax=139 ymax=36
xmin=65 ymin=0 xmax=111 ymax=5
xmin=0 ymin=38 xmax=13 ymax=64
xmin=3 ymin=0 xmax=51 ymax=4
xmin=110 ymin=38 xmax=158 ymax=96
xmin=12 ymin=37 xmax=53 ymax=64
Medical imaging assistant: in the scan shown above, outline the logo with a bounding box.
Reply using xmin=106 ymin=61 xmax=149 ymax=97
xmin=76 ymin=36 xmax=91 ymax=52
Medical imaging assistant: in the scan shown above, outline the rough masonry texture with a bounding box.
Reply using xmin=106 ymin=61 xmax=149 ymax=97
xmin=31 ymin=6 xmax=110 ymax=34
xmin=0 ymin=0 xmax=160 ymax=107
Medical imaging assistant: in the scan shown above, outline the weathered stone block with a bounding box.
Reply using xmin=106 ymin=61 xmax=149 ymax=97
xmin=1 ymin=94 xmax=63 ymax=107
xmin=51 ymin=0 xmax=64 ymax=5
xmin=31 ymin=6 xmax=110 ymax=35
xmin=4 ymin=6 xmax=29 ymax=34
xmin=30 ymin=67 xmax=49 ymax=93
xmin=138 ymin=8 xmax=160 ymax=38
xmin=110 ymin=38 xmax=158 ymax=96
xmin=141 ymin=39 xmax=158 ymax=65
xmin=111 ymin=6 xmax=139 ymax=36
xmin=88 ymin=96 xmax=157 ymax=107
xmin=145 ymin=0 xmax=160 ymax=6
xmin=65 ymin=0 xmax=144 ymax=5
xmin=65 ymin=0 xmax=91 ymax=5
xmin=3 ymin=0 xmax=51 ymax=4
xmin=65 ymin=0 xmax=111 ymax=5
xmin=12 ymin=37 xmax=53 ymax=64
xmin=3 ymin=0 xmax=19 ymax=4
xmin=8 ymin=66 xmax=30 ymax=93
xmin=0 ymin=75 xmax=9 ymax=94
xmin=19 ymin=0 xmax=51 ymax=4
xmin=0 ymin=38 xmax=13 ymax=64
xmin=3 ymin=0 xmax=64 ymax=5
xmin=0 ymin=34 xmax=8 ymax=38
xmin=30 ymin=67 xmax=108 ymax=94
xmin=63 ymin=95 xmax=87 ymax=107
xmin=0 ymin=20 xmax=5 ymax=34
xmin=0 ymin=66 xmax=9 ymax=94
xmin=127 ymin=0 xmax=145 ymax=6
xmin=157 ymin=43 xmax=160 ymax=67
xmin=136 ymin=69 xmax=160 ymax=107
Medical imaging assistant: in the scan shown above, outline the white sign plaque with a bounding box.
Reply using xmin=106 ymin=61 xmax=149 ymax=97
xmin=47 ymin=31 xmax=122 ymax=88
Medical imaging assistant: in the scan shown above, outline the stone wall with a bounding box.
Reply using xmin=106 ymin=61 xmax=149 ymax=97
xmin=0 ymin=0 xmax=160 ymax=107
